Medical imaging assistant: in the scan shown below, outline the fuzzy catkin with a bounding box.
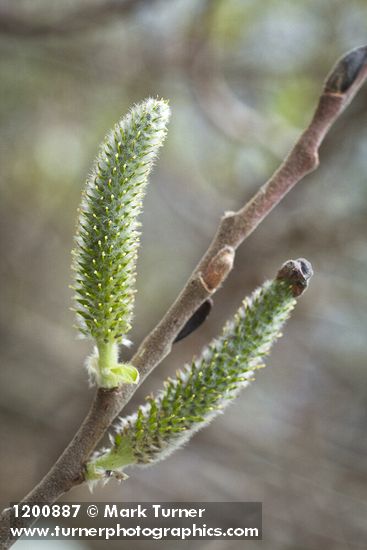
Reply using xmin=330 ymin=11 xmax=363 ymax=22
xmin=86 ymin=276 xmax=301 ymax=480
xmin=72 ymin=98 xmax=170 ymax=345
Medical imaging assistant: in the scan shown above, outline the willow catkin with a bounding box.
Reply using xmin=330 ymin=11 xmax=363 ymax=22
xmin=86 ymin=259 xmax=313 ymax=480
xmin=71 ymin=98 xmax=170 ymax=387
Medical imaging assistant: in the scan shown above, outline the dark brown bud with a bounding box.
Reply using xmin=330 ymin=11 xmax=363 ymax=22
xmin=324 ymin=45 xmax=367 ymax=94
xmin=276 ymin=258 xmax=313 ymax=297
xmin=174 ymin=299 xmax=213 ymax=343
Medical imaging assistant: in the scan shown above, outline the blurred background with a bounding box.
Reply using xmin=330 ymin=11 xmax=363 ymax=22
xmin=1 ymin=1 xmax=367 ymax=548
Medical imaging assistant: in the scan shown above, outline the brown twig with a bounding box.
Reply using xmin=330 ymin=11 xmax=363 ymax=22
xmin=1 ymin=45 xmax=367 ymax=548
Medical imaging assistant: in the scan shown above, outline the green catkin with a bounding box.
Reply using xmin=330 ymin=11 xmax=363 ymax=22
xmin=86 ymin=261 xmax=312 ymax=481
xmin=71 ymin=98 xmax=170 ymax=388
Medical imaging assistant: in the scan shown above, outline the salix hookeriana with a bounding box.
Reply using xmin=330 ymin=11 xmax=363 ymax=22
xmin=86 ymin=259 xmax=313 ymax=481
xmin=72 ymin=98 xmax=170 ymax=388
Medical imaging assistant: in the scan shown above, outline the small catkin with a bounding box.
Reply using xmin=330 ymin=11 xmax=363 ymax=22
xmin=86 ymin=259 xmax=312 ymax=481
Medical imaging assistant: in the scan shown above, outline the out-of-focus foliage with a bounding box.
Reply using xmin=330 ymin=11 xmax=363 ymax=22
xmin=1 ymin=1 xmax=367 ymax=549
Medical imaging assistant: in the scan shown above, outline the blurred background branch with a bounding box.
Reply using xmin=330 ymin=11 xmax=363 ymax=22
xmin=185 ymin=0 xmax=297 ymax=157
xmin=0 ymin=0 xmax=162 ymax=37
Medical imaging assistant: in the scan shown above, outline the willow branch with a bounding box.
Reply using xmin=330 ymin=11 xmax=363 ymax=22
xmin=1 ymin=45 xmax=367 ymax=549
